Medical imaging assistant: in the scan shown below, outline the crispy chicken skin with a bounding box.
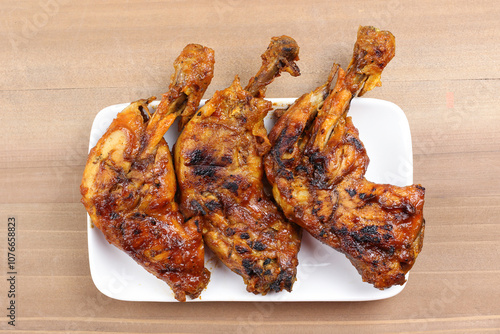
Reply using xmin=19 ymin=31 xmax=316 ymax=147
xmin=264 ymin=27 xmax=425 ymax=289
xmin=174 ymin=36 xmax=302 ymax=294
xmin=80 ymin=44 xmax=215 ymax=301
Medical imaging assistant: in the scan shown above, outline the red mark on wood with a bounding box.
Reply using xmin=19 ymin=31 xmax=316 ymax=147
xmin=446 ymin=92 xmax=454 ymax=109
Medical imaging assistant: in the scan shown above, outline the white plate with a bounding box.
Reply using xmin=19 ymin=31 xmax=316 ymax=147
xmin=87 ymin=97 xmax=413 ymax=302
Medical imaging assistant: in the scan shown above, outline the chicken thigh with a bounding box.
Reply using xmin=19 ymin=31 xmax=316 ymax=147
xmin=81 ymin=44 xmax=215 ymax=301
xmin=264 ymin=27 xmax=425 ymax=289
xmin=174 ymin=37 xmax=302 ymax=294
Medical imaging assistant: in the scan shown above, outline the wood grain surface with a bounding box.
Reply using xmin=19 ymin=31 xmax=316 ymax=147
xmin=1 ymin=0 xmax=499 ymax=333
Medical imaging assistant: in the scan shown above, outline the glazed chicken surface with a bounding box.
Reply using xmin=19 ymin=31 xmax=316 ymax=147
xmin=264 ymin=26 xmax=425 ymax=289
xmin=80 ymin=44 xmax=215 ymax=301
xmin=174 ymin=36 xmax=302 ymax=294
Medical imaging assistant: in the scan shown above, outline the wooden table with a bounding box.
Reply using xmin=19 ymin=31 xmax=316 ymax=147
xmin=1 ymin=0 xmax=499 ymax=332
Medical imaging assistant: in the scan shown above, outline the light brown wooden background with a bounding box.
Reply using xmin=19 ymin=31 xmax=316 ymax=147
xmin=1 ymin=0 xmax=499 ymax=333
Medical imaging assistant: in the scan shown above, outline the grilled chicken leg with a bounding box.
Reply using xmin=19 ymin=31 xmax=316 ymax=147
xmin=80 ymin=44 xmax=215 ymax=301
xmin=174 ymin=36 xmax=302 ymax=294
xmin=264 ymin=26 xmax=425 ymax=289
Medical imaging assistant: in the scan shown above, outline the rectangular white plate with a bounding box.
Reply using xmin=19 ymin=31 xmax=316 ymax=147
xmin=87 ymin=97 xmax=413 ymax=302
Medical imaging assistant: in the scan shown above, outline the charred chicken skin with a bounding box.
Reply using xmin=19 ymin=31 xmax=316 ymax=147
xmin=174 ymin=36 xmax=302 ymax=294
xmin=80 ymin=44 xmax=215 ymax=301
xmin=264 ymin=26 xmax=425 ymax=289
